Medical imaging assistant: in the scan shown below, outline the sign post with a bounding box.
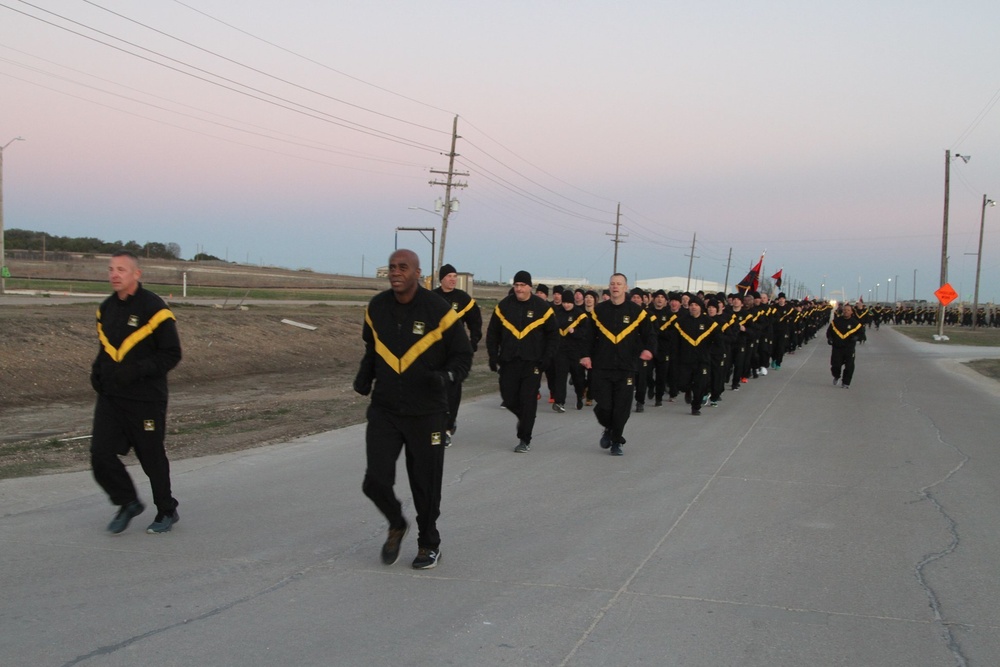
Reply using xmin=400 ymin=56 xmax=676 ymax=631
xmin=933 ymin=283 xmax=958 ymax=341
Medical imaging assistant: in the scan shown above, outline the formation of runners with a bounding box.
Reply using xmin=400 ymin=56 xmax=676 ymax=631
xmin=482 ymin=272 xmax=840 ymax=457
xmin=351 ymin=254 xmax=987 ymax=569
xmin=857 ymin=303 xmax=1000 ymax=328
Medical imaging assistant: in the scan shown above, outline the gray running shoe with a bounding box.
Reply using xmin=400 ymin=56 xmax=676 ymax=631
xmin=146 ymin=510 xmax=179 ymax=534
xmin=108 ymin=500 xmax=144 ymax=534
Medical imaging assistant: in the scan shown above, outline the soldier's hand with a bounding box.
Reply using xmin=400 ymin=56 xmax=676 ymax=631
xmin=353 ymin=376 xmax=372 ymax=396
xmin=434 ymin=370 xmax=455 ymax=388
xmin=488 ymin=358 xmax=499 ymax=373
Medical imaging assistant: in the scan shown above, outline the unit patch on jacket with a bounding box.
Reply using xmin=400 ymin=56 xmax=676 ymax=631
xmin=143 ymin=420 xmax=156 ymax=431
xmin=412 ymin=321 xmax=426 ymax=335
xmin=623 ymin=315 xmax=631 ymax=324
xmin=127 ymin=315 xmax=140 ymax=328
xmin=431 ymin=432 xmax=442 ymax=446
xmin=527 ymin=310 xmax=535 ymax=319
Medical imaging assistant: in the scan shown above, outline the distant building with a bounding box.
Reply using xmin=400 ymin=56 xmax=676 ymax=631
xmin=512 ymin=277 xmax=588 ymax=288
xmin=636 ymin=277 xmax=728 ymax=294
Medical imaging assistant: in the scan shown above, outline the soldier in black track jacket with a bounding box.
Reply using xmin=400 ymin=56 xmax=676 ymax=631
xmin=354 ymin=249 xmax=472 ymax=570
xmin=552 ymin=289 xmax=590 ymax=411
xmin=673 ymin=296 xmax=720 ymax=415
xmin=486 ymin=270 xmax=559 ymax=453
xmin=826 ymin=302 xmax=866 ymax=389
xmin=580 ymin=274 xmax=656 ymax=456
xmin=433 ymin=263 xmax=483 ymax=444
xmin=90 ymin=251 xmax=182 ymax=536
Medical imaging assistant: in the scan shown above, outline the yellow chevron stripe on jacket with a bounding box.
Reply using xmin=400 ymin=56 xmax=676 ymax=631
xmin=97 ymin=308 xmax=176 ymax=362
xmin=493 ymin=304 xmax=554 ymax=339
xmin=830 ymin=321 xmax=863 ymax=340
xmin=454 ymin=298 xmax=477 ymax=319
xmin=592 ymin=308 xmax=647 ymax=344
xmin=675 ymin=320 xmax=718 ymax=347
xmin=658 ymin=313 xmax=679 ymax=331
xmin=560 ymin=313 xmax=589 ymax=336
xmin=366 ymin=307 xmax=461 ymax=374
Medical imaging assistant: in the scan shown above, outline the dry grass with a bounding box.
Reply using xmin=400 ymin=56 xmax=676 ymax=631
xmin=892 ymin=325 xmax=1000 ymax=347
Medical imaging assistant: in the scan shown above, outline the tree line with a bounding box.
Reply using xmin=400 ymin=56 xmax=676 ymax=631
xmin=6 ymin=228 xmax=182 ymax=260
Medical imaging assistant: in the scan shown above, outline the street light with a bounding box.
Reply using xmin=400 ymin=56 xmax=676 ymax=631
xmin=405 ymin=207 xmax=441 ymax=286
xmin=937 ymin=151 xmax=969 ymax=339
xmin=971 ymin=195 xmax=996 ymax=330
xmin=1 ymin=136 xmax=26 ymax=295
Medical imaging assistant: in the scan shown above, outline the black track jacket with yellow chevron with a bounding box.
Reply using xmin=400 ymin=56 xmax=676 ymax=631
xmin=432 ymin=286 xmax=483 ymax=352
xmin=674 ymin=312 xmax=720 ymax=366
xmin=583 ymin=300 xmax=656 ymax=372
xmin=92 ymin=283 xmax=182 ymax=402
xmin=826 ymin=313 xmax=866 ymax=350
xmin=485 ymin=293 xmax=559 ymax=367
xmin=357 ymin=287 xmax=472 ymax=416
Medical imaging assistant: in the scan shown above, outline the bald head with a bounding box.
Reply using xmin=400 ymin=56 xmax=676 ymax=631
xmin=388 ymin=249 xmax=421 ymax=303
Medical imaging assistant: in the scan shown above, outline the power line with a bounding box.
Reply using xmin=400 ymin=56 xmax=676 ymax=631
xmin=170 ymin=0 xmax=458 ymax=118
xmin=82 ymin=0 xmax=449 ymax=136
xmin=4 ymin=1 xmax=442 ymax=153
xmin=0 ymin=51 xmax=429 ymax=169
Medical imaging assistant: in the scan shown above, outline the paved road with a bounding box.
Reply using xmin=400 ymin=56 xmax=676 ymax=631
xmin=2 ymin=328 xmax=999 ymax=666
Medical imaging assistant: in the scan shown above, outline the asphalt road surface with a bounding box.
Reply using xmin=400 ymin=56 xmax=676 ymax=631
xmin=2 ymin=327 xmax=999 ymax=666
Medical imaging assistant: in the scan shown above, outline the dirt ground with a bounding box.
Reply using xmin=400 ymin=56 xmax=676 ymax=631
xmin=0 ymin=301 xmax=494 ymax=479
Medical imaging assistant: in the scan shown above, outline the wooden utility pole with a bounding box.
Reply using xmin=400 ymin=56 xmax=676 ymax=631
xmin=971 ymin=194 xmax=995 ymax=329
xmin=723 ymin=247 xmax=732 ymax=293
xmin=684 ymin=232 xmax=698 ymax=291
xmin=429 ymin=116 xmax=468 ymax=284
xmin=938 ymin=150 xmax=951 ymax=339
xmin=606 ymin=203 xmax=627 ymax=274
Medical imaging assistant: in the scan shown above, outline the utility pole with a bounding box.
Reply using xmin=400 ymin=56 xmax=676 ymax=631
xmin=429 ymin=116 xmax=468 ymax=284
xmin=938 ymin=150 xmax=957 ymax=339
xmin=684 ymin=232 xmax=698 ymax=291
xmin=972 ymin=194 xmax=996 ymax=329
xmin=606 ymin=203 xmax=627 ymax=274
xmin=1 ymin=136 xmax=26 ymax=295
xmin=723 ymin=247 xmax=732 ymax=293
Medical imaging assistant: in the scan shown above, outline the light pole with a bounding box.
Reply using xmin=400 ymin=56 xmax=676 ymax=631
xmin=938 ymin=151 xmax=969 ymax=339
xmin=876 ymin=282 xmax=880 ymax=303
xmin=406 ymin=207 xmax=442 ymax=285
xmin=0 ymin=136 xmax=26 ymax=295
xmin=971 ymin=195 xmax=996 ymax=330
xmin=887 ymin=278 xmax=891 ymax=304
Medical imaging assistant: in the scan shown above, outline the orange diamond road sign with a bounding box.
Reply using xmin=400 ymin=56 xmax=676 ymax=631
xmin=934 ymin=283 xmax=958 ymax=306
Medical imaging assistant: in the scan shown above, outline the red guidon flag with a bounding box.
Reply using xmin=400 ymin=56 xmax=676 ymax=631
xmin=771 ymin=269 xmax=783 ymax=289
xmin=736 ymin=257 xmax=763 ymax=293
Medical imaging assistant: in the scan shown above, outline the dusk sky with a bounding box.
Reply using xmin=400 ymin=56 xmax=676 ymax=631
xmin=3 ymin=1 xmax=1000 ymax=303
